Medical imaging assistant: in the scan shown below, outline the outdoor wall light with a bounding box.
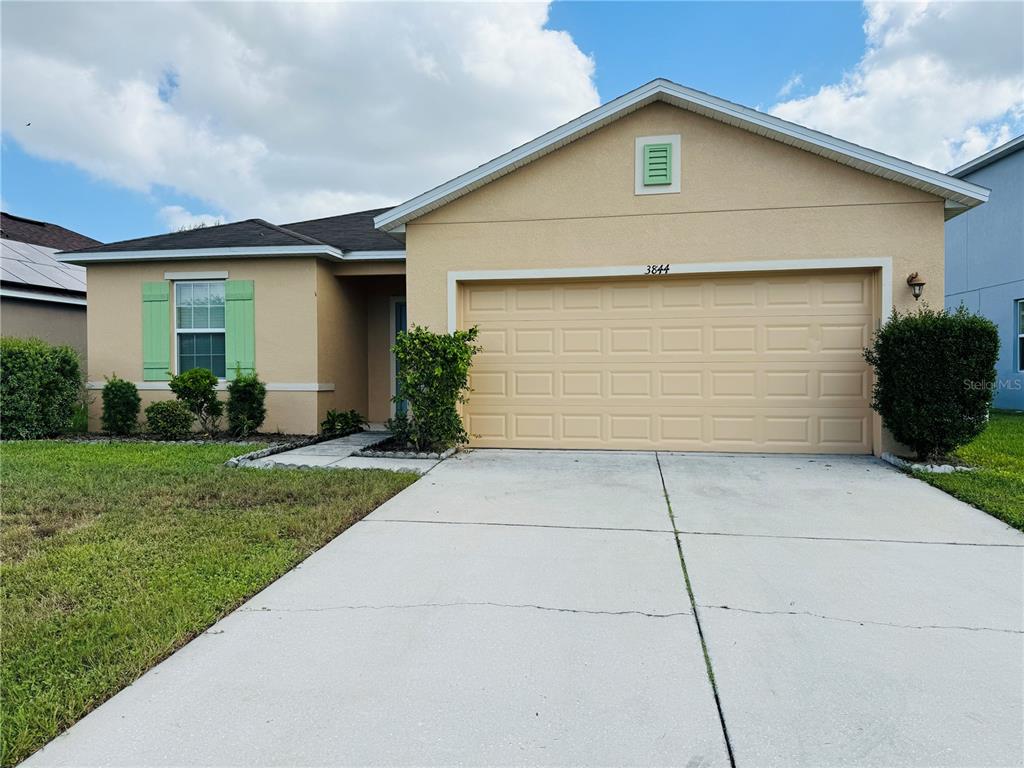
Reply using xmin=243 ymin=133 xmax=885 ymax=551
xmin=906 ymin=272 xmax=926 ymax=301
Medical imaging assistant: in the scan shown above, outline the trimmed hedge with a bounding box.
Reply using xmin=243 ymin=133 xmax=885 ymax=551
xmin=864 ymin=305 xmax=1000 ymax=460
xmin=145 ymin=400 xmax=193 ymax=440
xmin=226 ymin=372 xmax=267 ymax=438
xmin=169 ymin=368 xmax=222 ymax=435
xmin=0 ymin=337 xmax=81 ymax=439
xmin=101 ymin=377 xmax=141 ymax=435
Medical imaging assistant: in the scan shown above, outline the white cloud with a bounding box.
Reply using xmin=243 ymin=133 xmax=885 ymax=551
xmin=777 ymin=74 xmax=803 ymax=98
xmin=771 ymin=1 xmax=1024 ymax=171
xmin=158 ymin=206 xmax=225 ymax=232
xmin=1 ymin=2 xmax=597 ymax=223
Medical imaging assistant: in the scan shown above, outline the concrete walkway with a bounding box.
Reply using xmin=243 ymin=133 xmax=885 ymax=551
xmin=249 ymin=431 xmax=441 ymax=473
xmin=24 ymin=451 xmax=1024 ymax=767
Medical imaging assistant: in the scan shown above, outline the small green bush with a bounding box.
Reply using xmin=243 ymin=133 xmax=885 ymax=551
xmin=863 ymin=305 xmax=1000 ymax=460
xmin=227 ymin=371 xmax=267 ymax=438
xmin=145 ymin=400 xmax=194 ymax=440
xmin=0 ymin=337 xmax=81 ymax=438
xmin=321 ymin=409 xmax=364 ymax=437
xmin=169 ymin=368 xmax=222 ymax=435
xmin=101 ymin=376 xmax=141 ymax=436
xmin=391 ymin=325 xmax=479 ymax=451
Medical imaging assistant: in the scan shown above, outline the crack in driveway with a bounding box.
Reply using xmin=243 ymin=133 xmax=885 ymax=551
xmin=240 ymin=601 xmax=692 ymax=619
xmin=698 ymin=604 xmax=1024 ymax=634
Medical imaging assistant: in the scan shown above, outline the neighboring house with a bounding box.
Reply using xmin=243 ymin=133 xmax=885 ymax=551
xmin=945 ymin=135 xmax=1024 ymax=411
xmin=1 ymin=212 xmax=96 ymax=364
xmin=59 ymin=79 xmax=988 ymax=452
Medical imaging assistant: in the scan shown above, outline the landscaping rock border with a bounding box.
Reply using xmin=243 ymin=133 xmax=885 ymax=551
xmin=356 ymin=445 xmax=458 ymax=461
xmin=880 ymin=452 xmax=975 ymax=474
xmin=225 ymin=435 xmax=327 ymax=467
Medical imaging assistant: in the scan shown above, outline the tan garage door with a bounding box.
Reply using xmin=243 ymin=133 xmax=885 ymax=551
xmin=461 ymin=270 xmax=876 ymax=453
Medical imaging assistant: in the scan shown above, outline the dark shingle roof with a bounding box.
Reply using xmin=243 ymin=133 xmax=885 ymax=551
xmin=65 ymin=218 xmax=327 ymax=254
xmin=60 ymin=208 xmax=403 ymax=256
xmin=1 ymin=212 xmax=100 ymax=251
xmin=283 ymin=207 xmax=402 ymax=252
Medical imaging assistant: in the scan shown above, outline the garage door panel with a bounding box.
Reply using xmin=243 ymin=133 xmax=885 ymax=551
xmin=461 ymin=272 xmax=874 ymax=453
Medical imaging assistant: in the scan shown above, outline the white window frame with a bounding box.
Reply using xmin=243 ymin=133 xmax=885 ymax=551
xmin=173 ymin=280 xmax=227 ymax=379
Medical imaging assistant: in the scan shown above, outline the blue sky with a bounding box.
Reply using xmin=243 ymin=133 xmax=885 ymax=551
xmin=1 ymin=1 xmax=1020 ymax=245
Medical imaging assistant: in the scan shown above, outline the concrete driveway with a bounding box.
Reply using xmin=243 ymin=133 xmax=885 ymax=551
xmin=25 ymin=451 xmax=1023 ymax=767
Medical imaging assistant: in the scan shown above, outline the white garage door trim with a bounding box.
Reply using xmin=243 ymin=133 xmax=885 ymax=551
xmin=447 ymin=257 xmax=892 ymax=332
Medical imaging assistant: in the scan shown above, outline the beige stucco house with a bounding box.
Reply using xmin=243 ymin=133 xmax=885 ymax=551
xmin=60 ymin=80 xmax=989 ymax=454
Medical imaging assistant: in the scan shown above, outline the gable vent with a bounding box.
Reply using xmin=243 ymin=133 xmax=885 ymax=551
xmin=643 ymin=143 xmax=673 ymax=186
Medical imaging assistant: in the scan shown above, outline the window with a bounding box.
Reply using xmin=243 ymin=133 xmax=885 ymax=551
xmin=175 ymin=281 xmax=226 ymax=378
xmin=1018 ymin=299 xmax=1024 ymax=373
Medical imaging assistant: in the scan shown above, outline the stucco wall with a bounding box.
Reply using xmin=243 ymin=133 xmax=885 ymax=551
xmin=361 ymin=276 xmax=406 ymax=423
xmin=945 ymin=147 xmax=1023 ymax=410
xmin=316 ymin=262 xmax=368 ymax=422
xmin=404 ymin=101 xmax=947 ymax=453
xmin=1 ymin=297 xmax=87 ymax=365
xmin=85 ymin=257 xmax=323 ymax=433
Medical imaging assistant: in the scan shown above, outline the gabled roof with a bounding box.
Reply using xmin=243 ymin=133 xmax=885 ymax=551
xmin=283 ymin=208 xmax=403 ymax=252
xmin=948 ymin=134 xmax=1024 ymax=178
xmin=58 ymin=208 xmax=404 ymax=264
xmin=65 ymin=218 xmax=326 ymax=254
xmin=375 ymin=78 xmax=991 ymax=231
xmin=1 ymin=212 xmax=99 ymax=251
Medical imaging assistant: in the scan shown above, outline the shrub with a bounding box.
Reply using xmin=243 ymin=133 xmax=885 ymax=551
xmin=321 ymin=409 xmax=364 ymax=437
xmin=863 ymin=305 xmax=999 ymax=460
xmin=101 ymin=376 xmax=141 ymax=436
xmin=227 ymin=371 xmax=267 ymax=438
xmin=145 ymin=400 xmax=194 ymax=440
xmin=169 ymin=368 xmax=223 ymax=435
xmin=391 ymin=325 xmax=479 ymax=451
xmin=0 ymin=337 xmax=82 ymax=438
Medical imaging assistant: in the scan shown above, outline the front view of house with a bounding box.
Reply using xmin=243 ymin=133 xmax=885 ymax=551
xmin=61 ymin=79 xmax=989 ymax=454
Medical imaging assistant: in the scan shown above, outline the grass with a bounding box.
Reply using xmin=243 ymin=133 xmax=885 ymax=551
xmin=914 ymin=411 xmax=1024 ymax=531
xmin=0 ymin=441 xmax=417 ymax=767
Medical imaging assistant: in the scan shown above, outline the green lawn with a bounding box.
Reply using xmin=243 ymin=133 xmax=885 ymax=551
xmin=914 ymin=411 xmax=1024 ymax=531
xmin=0 ymin=441 xmax=416 ymax=767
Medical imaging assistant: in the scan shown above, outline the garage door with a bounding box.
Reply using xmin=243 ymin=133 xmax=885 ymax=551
xmin=461 ymin=270 xmax=876 ymax=453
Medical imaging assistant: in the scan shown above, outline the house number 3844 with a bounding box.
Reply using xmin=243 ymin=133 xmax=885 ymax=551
xmin=645 ymin=264 xmax=670 ymax=275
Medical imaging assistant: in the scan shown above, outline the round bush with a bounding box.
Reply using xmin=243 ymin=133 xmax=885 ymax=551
xmin=863 ymin=305 xmax=999 ymax=460
xmin=145 ymin=400 xmax=194 ymax=440
xmin=169 ymin=368 xmax=222 ymax=434
xmin=0 ymin=337 xmax=82 ymax=439
xmin=101 ymin=376 xmax=141 ymax=436
xmin=226 ymin=372 xmax=267 ymax=437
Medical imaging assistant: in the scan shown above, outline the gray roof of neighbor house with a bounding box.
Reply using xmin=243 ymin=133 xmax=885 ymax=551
xmin=58 ymin=208 xmax=403 ymax=263
xmin=1 ymin=213 xmax=92 ymax=298
xmin=948 ymin=134 xmax=1024 ymax=178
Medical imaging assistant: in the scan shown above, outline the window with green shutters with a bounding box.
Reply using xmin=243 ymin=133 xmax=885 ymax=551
xmin=643 ymin=142 xmax=672 ymax=186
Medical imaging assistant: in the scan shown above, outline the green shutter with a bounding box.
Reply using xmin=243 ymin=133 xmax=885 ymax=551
xmin=224 ymin=280 xmax=255 ymax=377
xmin=142 ymin=281 xmax=171 ymax=381
xmin=643 ymin=143 xmax=672 ymax=186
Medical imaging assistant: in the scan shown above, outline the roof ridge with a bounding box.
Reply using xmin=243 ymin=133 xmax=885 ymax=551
xmin=281 ymin=207 xmax=395 ymax=228
xmin=248 ymin=218 xmax=331 ymax=247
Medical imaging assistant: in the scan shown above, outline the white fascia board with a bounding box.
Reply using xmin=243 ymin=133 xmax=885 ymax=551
xmin=0 ymin=288 xmax=87 ymax=306
xmin=376 ymin=78 xmax=989 ymax=231
xmin=341 ymin=250 xmax=406 ymax=261
xmin=57 ymin=245 xmax=342 ymax=265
